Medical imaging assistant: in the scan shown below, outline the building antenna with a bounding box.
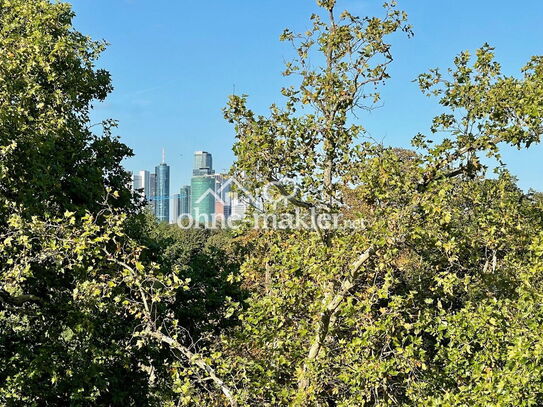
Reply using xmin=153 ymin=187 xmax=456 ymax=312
xmin=233 ymin=84 xmax=236 ymax=95
xmin=162 ymin=148 xmax=165 ymax=164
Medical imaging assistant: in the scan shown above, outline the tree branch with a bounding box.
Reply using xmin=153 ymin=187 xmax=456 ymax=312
xmin=109 ymin=256 xmax=238 ymax=406
xmin=297 ymin=246 xmax=373 ymax=394
xmin=0 ymin=290 xmax=42 ymax=306
xmin=145 ymin=330 xmax=238 ymax=407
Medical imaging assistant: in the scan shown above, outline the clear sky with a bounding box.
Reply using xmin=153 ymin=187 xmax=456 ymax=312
xmin=69 ymin=0 xmax=543 ymax=193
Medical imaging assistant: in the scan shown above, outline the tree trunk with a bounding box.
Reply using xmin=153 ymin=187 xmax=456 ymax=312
xmin=296 ymin=248 xmax=372 ymax=399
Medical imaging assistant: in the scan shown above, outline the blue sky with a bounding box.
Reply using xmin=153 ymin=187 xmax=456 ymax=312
xmin=70 ymin=0 xmax=543 ymax=192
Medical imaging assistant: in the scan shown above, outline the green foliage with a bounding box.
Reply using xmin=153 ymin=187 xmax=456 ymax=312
xmin=0 ymin=1 xmax=242 ymax=405
xmin=2 ymin=0 xmax=543 ymax=405
xmin=215 ymin=171 xmax=543 ymax=406
xmin=0 ymin=208 xmax=244 ymax=406
xmin=415 ymin=44 xmax=543 ymax=187
xmin=128 ymin=211 xmax=245 ymax=339
xmin=225 ymin=1 xmax=412 ymax=207
xmin=0 ymin=0 xmax=133 ymax=217
xmin=221 ymin=1 xmax=543 ymax=406
xmin=0 ymin=210 xmax=154 ymax=405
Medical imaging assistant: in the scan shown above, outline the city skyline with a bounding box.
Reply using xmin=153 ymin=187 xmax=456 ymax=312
xmin=131 ymin=150 xmax=239 ymax=224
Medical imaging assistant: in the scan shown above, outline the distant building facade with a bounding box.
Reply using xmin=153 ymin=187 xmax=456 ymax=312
xmin=155 ymin=160 xmax=170 ymax=223
xmin=191 ymin=175 xmax=216 ymax=222
xmin=170 ymin=193 xmax=180 ymax=224
xmin=149 ymin=173 xmax=156 ymax=212
xmin=179 ymin=185 xmax=191 ymax=215
xmin=191 ymin=151 xmax=216 ymax=222
xmin=131 ymin=150 xmax=244 ymax=225
xmin=131 ymin=170 xmax=156 ymax=213
xmin=193 ymin=151 xmax=214 ymax=176
xmin=230 ymin=197 xmax=248 ymax=220
xmin=213 ymin=174 xmax=232 ymax=220
xmin=131 ymin=172 xmax=142 ymax=193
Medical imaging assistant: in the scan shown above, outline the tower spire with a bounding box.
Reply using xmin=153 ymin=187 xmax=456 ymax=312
xmin=162 ymin=148 xmax=165 ymax=164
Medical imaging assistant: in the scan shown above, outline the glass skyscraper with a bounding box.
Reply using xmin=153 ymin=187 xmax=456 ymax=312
xmin=149 ymin=173 xmax=156 ymax=213
xmin=131 ymin=170 xmax=157 ymax=215
xmin=213 ymin=174 xmax=231 ymax=220
xmin=191 ymin=176 xmax=216 ymax=221
xmin=154 ymin=160 xmax=170 ymax=223
xmin=131 ymin=172 xmax=142 ymax=191
xmin=179 ymin=185 xmax=191 ymax=215
xmin=191 ymin=151 xmax=216 ymax=222
xmin=193 ymin=151 xmax=214 ymax=176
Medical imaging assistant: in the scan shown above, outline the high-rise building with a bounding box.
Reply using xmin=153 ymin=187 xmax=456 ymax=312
xmin=131 ymin=172 xmax=143 ymax=194
xmin=215 ymin=199 xmax=225 ymax=221
xmin=213 ymin=174 xmax=232 ymax=220
xmin=191 ymin=175 xmax=216 ymax=222
xmin=179 ymin=185 xmax=191 ymax=215
xmin=193 ymin=151 xmax=214 ymax=176
xmin=149 ymin=173 xmax=156 ymax=212
xmin=170 ymin=193 xmax=180 ymax=224
xmin=131 ymin=170 xmax=152 ymax=199
xmin=230 ymin=197 xmax=248 ymax=220
xmin=131 ymin=170 xmax=156 ymax=215
xmin=191 ymin=151 xmax=216 ymax=222
xmin=154 ymin=151 xmax=170 ymax=223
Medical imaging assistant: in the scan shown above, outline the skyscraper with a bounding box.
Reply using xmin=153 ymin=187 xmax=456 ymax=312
xmin=149 ymin=173 xmax=156 ymax=212
xmin=179 ymin=185 xmax=191 ymax=215
xmin=191 ymin=151 xmax=216 ymax=222
xmin=230 ymin=197 xmax=248 ymax=220
xmin=154 ymin=151 xmax=170 ymax=223
xmin=131 ymin=170 xmax=157 ymax=216
xmin=193 ymin=151 xmax=214 ymax=176
xmin=131 ymin=170 xmax=153 ymax=201
xmin=170 ymin=193 xmax=180 ymax=224
xmin=191 ymin=176 xmax=216 ymax=222
xmin=131 ymin=172 xmax=143 ymax=194
xmin=213 ymin=173 xmax=231 ymax=220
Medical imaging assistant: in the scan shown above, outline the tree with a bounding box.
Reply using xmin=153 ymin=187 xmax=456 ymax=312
xmin=0 ymin=206 xmax=245 ymax=406
xmin=0 ymin=209 xmax=155 ymax=405
xmin=129 ymin=211 xmax=245 ymax=339
xmin=0 ymin=1 xmax=244 ymax=404
xmin=0 ymin=0 xmax=133 ymax=218
xmin=222 ymin=0 xmax=543 ymax=405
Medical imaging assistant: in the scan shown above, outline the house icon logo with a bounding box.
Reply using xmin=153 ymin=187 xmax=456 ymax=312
xmin=194 ymin=177 xmax=257 ymax=205
xmin=195 ymin=177 xmax=300 ymax=208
